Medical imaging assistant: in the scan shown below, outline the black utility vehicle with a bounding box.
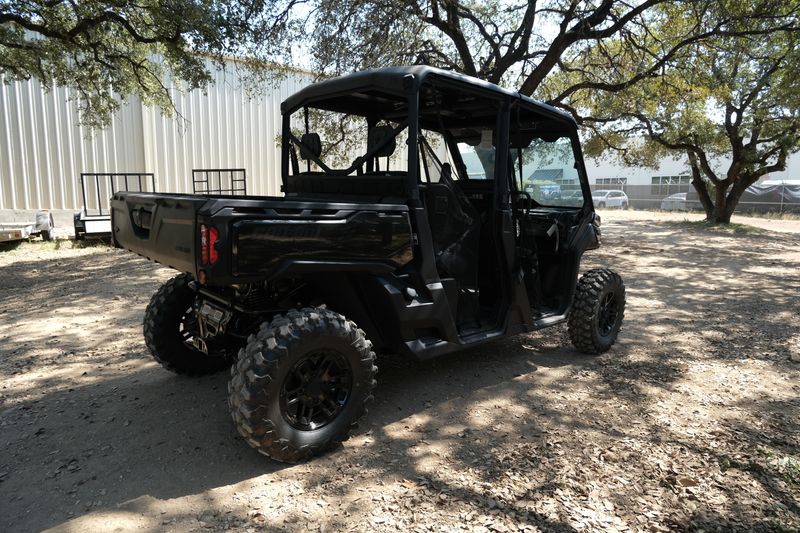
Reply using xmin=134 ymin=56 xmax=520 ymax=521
xmin=111 ymin=66 xmax=625 ymax=462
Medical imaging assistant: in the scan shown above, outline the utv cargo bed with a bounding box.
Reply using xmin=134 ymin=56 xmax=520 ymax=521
xmin=111 ymin=192 xmax=413 ymax=280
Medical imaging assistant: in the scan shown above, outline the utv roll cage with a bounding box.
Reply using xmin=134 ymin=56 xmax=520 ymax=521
xmin=280 ymin=66 xmax=591 ymax=209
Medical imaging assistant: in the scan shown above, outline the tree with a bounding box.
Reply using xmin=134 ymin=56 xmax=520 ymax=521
xmin=3 ymin=0 xmax=756 ymax=129
xmin=0 ymin=0 xmax=290 ymax=128
xmin=573 ymin=2 xmax=800 ymax=223
xmin=275 ymin=1 xmax=784 ymax=108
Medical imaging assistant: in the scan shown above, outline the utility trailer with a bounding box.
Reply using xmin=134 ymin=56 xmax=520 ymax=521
xmin=74 ymin=172 xmax=155 ymax=239
xmin=0 ymin=211 xmax=54 ymax=243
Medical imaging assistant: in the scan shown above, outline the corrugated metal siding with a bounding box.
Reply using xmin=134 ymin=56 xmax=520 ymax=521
xmin=0 ymin=64 xmax=311 ymax=211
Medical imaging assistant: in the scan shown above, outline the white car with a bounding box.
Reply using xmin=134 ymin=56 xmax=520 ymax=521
xmin=592 ymin=189 xmax=629 ymax=209
xmin=660 ymin=192 xmax=688 ymax=211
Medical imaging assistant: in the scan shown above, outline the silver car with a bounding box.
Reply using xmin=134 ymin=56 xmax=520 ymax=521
xmin=592 ymin=189 xmax=629 ymax=209
xmin=660 ymin=192 xmax=687 ymax=211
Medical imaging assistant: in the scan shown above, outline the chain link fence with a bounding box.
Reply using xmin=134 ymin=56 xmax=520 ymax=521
xmin=587 ymin=181 xmax=800 ymax=214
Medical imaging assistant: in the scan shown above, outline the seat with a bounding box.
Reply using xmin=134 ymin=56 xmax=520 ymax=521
xmin=368 ymin=125 xmax=397 ymax=158
xmin=298 ymin=133 xmax=321 ymax=160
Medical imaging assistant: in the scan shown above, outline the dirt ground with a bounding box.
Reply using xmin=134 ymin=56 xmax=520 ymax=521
xmin=1 ymin=210 xmax=799 ymax=533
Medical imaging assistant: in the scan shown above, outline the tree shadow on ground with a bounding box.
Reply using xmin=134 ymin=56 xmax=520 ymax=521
xmin=2 ymin=218 xmax=799 ymax=532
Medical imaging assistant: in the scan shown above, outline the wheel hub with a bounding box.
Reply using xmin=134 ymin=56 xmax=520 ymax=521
xmin=280 ymin=349 xmax=353 ymax=431
xmin=598 ymin=291 xmax=619 ymax=337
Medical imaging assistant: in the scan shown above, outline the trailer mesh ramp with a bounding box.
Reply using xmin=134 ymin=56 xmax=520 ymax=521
xmin=80 ymin=173 xmax=155 ymax=217
xmin=192 ymin=169 xmax=247 ymax=196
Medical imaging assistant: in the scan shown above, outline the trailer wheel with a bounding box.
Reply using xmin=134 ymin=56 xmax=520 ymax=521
xmin=228 ymin=308 xmax=377 ymax=463
xmin=41 ymin=215 xmax=54 ymax=241
xmin=568 ymin=268 xmax=625 ymax=354
xmin=143 ymin=273 xmax=230 ymax=376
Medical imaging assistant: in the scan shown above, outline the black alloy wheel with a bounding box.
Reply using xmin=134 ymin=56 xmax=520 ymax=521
xmin=280 ymin=349 xmax=353 ymax=431
xmin=598 ymin=291 xmax=620 ymax=337
xmin=228 ymin=307 xmax=377 ymax=462
xmin=143 ymin=273 xmax=231 ymax=376
xmin=568 ymin=268 xmax=626 ymax=354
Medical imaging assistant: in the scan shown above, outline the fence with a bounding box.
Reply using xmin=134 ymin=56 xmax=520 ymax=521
xmin=588 ymin=182 xmax=800 ymax=213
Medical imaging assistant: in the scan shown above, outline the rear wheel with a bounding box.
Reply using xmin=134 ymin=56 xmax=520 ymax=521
xmin=568 ymin=269 xmax=625 ymax=354
xmin=143 ymin=273 xmax=230 ymax=376
xmin=228 ymin=308 xmax=377 ymax=462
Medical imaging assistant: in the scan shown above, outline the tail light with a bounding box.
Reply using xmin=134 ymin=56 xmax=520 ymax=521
xmin=200 ymin=224 xmax=220 ymax=265
xmin=200 ymin=224 xmax=209 ymax=264
xmin=209 ymin=226 xmax=219 ymax=264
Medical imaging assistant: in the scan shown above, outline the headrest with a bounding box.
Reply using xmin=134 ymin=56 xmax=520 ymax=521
xmin=299 ymin=133 xmax=321 ymax=160
xmin=369 ymin=125 xmax=396 ymax=157
xmin=440 ymin=162 xmax=453 ymax=183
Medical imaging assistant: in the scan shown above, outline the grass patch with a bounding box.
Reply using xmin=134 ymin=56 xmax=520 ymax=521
xmin=736 ymin=210 xmax=800 ymax=221
xmin=680 ymin=219 xmax=767 ymax=235
xmin=631 ymin=207 xmax=800 ymax=221
xmin=719 ymin=450 xmax=800 ymax=485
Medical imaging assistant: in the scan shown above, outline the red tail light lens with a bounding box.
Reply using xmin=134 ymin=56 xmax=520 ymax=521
xmin=209 ymin=227 xmax=219 ymax=264
xmin=200 ymin=224 xmax=209 ymax=264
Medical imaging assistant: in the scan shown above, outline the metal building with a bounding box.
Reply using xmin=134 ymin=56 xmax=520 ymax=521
xmin=0 ymin=62 xmax=311 ymax=218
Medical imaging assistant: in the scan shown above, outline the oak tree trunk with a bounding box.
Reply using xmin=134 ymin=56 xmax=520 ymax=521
xmin=703 ymin=173 xmax=752 ymax=224
xmin=712 ymin=184 xmax=732 ymax=223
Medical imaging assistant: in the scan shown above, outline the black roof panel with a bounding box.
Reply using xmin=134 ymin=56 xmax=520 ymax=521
xmin=281 ymin=66 xmax=576 ymax=127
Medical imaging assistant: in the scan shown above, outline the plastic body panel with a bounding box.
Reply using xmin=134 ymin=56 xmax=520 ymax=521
xmin=110 ymin=192 xmax=414 ymax=284
xmin=111 ymin=192 xmax=209 ymax=273
xmin=232 ymin=211 xmax=413 ymax=277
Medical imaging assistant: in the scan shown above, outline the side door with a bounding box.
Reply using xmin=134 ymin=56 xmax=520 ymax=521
xmin=507 ymin=108 xmax=596 ymax=319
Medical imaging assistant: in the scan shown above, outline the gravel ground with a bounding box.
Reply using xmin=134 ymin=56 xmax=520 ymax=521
xmin=1 ymin=210 xmax=798 ymax=533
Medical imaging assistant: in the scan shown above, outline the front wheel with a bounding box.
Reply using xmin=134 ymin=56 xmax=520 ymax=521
xmin=228 ymin=308 xmax=377 ymax=462
xmin=143 ymin=273 xmax=231 ymax=376
xmin=568 ymin=269 xmax=625 ymax=354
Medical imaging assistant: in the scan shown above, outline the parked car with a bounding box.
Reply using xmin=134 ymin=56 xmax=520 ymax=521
xmin=559 ymin=189 xmax=584 ymax=206
xmin=660 ymin=192 xmax=687 ymax=211
xmin=592 ymin=189 xmax=629 ymax=209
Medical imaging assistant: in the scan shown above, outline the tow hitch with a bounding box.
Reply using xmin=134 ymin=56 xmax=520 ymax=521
xmin=192 ymin=300 xmax=232 ymax=353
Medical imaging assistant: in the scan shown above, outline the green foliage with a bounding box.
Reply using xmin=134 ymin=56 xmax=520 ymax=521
xmin=255 ymin=0 xmax=724 ymax=100
xmin=572 ymin=1 xmax=800 ymax=222
xmin=0 ymin=0 xmax=292 ymax=128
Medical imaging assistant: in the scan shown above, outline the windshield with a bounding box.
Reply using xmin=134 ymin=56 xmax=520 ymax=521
xmin=513 ymin=136 xmax=583 ymax=208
